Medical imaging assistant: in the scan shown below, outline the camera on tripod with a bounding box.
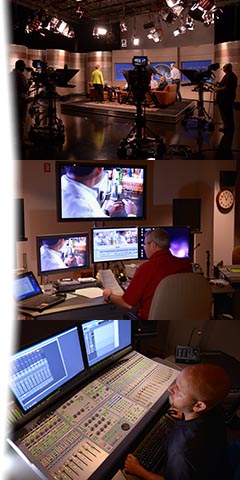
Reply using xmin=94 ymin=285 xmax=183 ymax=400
xmin=123 ymin=56 xmax=152 ymax=102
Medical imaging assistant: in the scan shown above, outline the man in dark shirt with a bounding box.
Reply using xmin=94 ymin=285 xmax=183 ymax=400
xmin=215 ymin=63 xmax=238 ymax=133
xmin=124 ymin=363 xmax=230 ymax=480
xmin=102 ymin=228 xmax=192 ymax=320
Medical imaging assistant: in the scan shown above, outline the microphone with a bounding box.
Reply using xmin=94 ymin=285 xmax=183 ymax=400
xmin=187 ymin=327 xmax=203 ymax=346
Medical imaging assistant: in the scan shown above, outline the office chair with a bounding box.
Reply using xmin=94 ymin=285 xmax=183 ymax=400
xmin=126 ymin=272 xmax=212 ymax=321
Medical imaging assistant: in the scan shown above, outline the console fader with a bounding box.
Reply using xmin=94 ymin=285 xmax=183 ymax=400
xmin=9 ymin=351 xmax=179 ymax=480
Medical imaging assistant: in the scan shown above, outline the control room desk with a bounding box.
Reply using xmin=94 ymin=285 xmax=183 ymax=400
xmin=17 ymin=292 xmax=126 ymax=320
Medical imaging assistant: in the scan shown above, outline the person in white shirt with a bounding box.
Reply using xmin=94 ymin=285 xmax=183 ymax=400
xmin=61 ymin=166 xmax=137 ymax=218
xmin=170 ymin=63 xmax=182 ymax=101
xmin=40 ymin=238 xmax=76 ymax=272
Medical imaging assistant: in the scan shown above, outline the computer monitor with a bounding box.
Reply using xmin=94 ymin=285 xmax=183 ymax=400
xmin=36 ymin=232 xmax=89 ymax=276
xmin=56 ymin=161 xmax=147 ymax=221
xmin=139 ymin=226 xmax=192 ymax=260
xmin=81 ymin=320 xmax=132 ymax=368
xmin=92 ymin=226 xmax=139 ymax=263
xmin=9 ymin=326 xmax=85 ymax=412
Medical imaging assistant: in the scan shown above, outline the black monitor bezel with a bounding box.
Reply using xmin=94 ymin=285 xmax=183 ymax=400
xmin=56 ymin=161 xmax=147 ymax=222
xmin=36 ymin=231 xmax=90 ymax=276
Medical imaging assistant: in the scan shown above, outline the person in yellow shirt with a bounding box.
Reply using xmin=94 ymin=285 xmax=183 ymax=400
xmin=91 ymin=63 xmax=104 ymax=102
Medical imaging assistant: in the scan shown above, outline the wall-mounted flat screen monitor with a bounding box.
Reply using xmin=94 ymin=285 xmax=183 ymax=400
xmin=36 ymin=232 xmax=89 ymax=276
xmin=181 ymin=60 xmax=212 ymax=83
xmin=81 ymin=320 xmax=132 ymax=368
xmin=92 ymin=226 xmax=139 ymax=263
xmin=56 ymin=162 xmax=147 ymax=221
xmin=139 ymin=226 xmax=192 ymax=260
xmin=9 ymin=326 xmax=84 ymax=412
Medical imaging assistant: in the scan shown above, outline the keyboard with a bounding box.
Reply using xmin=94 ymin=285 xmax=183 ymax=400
xmin=98 ymin=269 xmax=124 ymax=295
xmin=133 ymin=413 xmax=175 ymax=471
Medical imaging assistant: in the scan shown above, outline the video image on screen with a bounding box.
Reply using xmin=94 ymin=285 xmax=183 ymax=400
xmin=139 ymin=226 xmax=191 ymax=260
xmin=56 ymin=162 xmax=146 ymax=221
xmin=92 ymin=226 xmax=139 ymax=263
xmin=36 ymin=233 xmax=89 ymax=276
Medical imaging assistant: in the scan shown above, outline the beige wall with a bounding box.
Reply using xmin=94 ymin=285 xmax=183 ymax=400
xmin=16 ymin=159 xmax=236 ymax=279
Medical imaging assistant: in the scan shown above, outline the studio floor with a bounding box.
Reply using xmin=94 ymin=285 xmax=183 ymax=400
xmin=18 ymin=95 xmax=240 ymax=160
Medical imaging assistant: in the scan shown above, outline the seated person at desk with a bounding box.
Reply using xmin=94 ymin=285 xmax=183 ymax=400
xmin=40 ymin=238 xmax=78 ymax=271
xmin=124 ymin=363 xmax=230 ymax=480
xmin=61 ymin=165 xmax=137 ymax=218
xmin=102 ymin=228 xmax=192 ymax=320
xmin=104 ymin=82 xmax=116 ymax=101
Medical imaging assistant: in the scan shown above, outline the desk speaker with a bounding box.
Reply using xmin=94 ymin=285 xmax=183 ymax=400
xmin=173 ymin=198 xmax=201 ymax=231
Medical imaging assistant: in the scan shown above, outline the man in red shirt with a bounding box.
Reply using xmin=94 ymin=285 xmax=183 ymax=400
xmin=102 ymin=228 xmax=192 ymax=320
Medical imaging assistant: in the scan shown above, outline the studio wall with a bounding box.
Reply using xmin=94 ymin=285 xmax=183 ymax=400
xmin=16 ymin=160 xmax=236 ymax=280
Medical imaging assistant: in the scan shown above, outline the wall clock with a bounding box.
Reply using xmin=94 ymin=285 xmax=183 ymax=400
xmin=216 ymin=189 xmax=234 ymax=213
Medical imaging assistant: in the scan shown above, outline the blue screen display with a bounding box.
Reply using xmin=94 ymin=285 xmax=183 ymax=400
xmin=81 ymin=320 xmax=132 ymax=367
xmin=10 ymin=327 xmax=84 ymax=412
xmin=181 ymin=60 xmax=212 ymax=83
xmin=139 ymin=226 xmax=191 ymax=260
xmin=151 ymin=62 xmax=173 ymax=82
xmin=114 ymin=63 xmax=134 ymax=81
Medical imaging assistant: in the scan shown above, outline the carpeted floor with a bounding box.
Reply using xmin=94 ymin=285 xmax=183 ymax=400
xmin=61 ymin=97 xmax=196 ymax=124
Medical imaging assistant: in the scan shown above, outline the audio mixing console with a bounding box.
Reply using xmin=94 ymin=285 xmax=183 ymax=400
xmin=8 ymin=351 xmax=179 ymax=480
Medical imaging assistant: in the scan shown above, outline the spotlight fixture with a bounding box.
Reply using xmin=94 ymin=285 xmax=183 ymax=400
xmin=120 ymin=20 xmax=127 ymax=32
xmin=132 ymin=35 xmax=140 ymax=46
xmin=185 ymin=15 xmax=195 ymax=30
xmin=188 ymin=0 xmax=222 ymax=24
xmin=92 ymin=26 xmax=108 ymax=38
xmin=173 ymin=24 xmax=187 ymax=36
xmin=164 ymin=0 xmax=184 ymax=18
xmin=147 ymin=26 xmax=163 ymax=43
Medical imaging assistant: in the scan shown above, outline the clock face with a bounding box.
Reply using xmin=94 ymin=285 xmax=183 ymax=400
xmin=216 ymin=189 xmax=234 ymax=212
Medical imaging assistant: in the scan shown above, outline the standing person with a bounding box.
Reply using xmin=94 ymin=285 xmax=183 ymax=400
xmin=102 ymin=228 xmax=192 ymax=319
xmin=215 ymin=63 xmax=238 ymax=133
xmin=170 ymin=63 xmax=182 ymax=101
xmin=10 ymin=59 xmax=29 ymax=143
xmin=124 ymin=363 xmax=231 ymax=480
xmin=91 ymin=63 xmax=104 ymax=102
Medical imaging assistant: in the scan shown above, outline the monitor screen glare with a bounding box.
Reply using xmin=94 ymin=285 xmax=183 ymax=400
xmin=92 ymin=226 xmax=139 ymax=263
xmin=139 ymin=226 xmax=191 ymax=260
xmin=37 ymin=233 xmax=89 ymax=276
xmin=81 ymin=320 xmax=132 ymax=368
xmin=56 ymin=162 xmax=146 ymax=221
xmin=10 ymin=327 xmax=84 ymax=412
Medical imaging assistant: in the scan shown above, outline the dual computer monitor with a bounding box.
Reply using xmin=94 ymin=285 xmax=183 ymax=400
xmin=36 ymin=225 xmax=192 ymax=277
xmin=9 ymin=321 xmax=132 ymax=413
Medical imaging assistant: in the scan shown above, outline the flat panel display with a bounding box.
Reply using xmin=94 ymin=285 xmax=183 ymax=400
xmin=36 ymin=232 xmax=89 ymax=276
xmin=114 ymin=63 xmax=134 ymax=81
xmin=139 ymin=226 xmax=191 ymax=260
xmin=92 ymin=226 xmax=139 ymax=263
xmin=181 ymin=60 xmax=212 ymax=83
xmin=9 ymin=327 xmax=84 ymax=412
xmin=56 ymin=162 xmax=147 ymax=221
xmin=81 ymin=320 xmax=132 ymax=368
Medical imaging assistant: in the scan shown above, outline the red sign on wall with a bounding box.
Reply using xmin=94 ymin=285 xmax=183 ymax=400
xmin=43 ymin=162 xmax=51 ymax=173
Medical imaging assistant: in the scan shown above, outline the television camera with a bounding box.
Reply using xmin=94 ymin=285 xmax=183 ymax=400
xmin=180 ymin=62 xmax=220 ymax=131
xmin=117 ymin=56 xmax=165 ymax=159
xmin=27 ymin=59 xmax=79 ymax=144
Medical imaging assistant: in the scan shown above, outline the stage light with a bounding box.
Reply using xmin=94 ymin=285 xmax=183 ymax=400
xmin=120 ymin=20 xmax=127 ymax=32
xmin=173 ymin=25 xmax=187 ymax=36
xmin=185 ymin=15 xmax=195 ymax=30
xmin=93 ymin=26 xmax=108 ymax=38
xmin=164 ymin=0 xmax=184 ymax=17
xmin=147 ymin=26 xmax=163 ymax=43
xmin=132 ymin=35 xmax=140 ymax=46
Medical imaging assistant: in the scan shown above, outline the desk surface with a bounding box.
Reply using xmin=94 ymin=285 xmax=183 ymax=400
xmin=17 ymin=290 xmax=126 ymax=320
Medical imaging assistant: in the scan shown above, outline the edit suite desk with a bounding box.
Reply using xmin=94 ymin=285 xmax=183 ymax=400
xmin=7 ymin=322 xmax=179 ymax=480
xmin=17 ymin=291 xmax=126 ymax=320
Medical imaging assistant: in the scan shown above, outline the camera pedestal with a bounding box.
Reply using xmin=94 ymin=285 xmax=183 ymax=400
xmin=117 ymin=100 xmax=166 ymax=159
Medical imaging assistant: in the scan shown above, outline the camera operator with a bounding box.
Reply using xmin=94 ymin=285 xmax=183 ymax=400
xmin=215 ymin=63 xmax=238 ymax=133
xmin=10 ymin=59 xmax=30 ymax=144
